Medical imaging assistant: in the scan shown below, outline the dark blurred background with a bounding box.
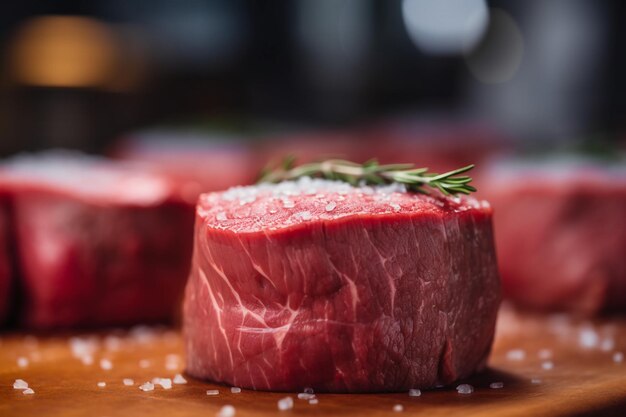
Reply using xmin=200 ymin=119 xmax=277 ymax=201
xmin=0 ymin=0 xmax=625 ymax=156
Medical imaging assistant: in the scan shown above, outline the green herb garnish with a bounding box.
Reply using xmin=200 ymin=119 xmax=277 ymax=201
xmin=258 ymin=157 xmax=477 ymax=195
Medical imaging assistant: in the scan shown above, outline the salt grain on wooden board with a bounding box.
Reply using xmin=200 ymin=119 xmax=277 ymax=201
xmin=13 ymin=379 xmax=29 ymax=390
xmin=579 ymin=327 xmax=599 ymax=349
xmin=97 ymin=382 xmax=106 ymax=388
xmin=297 ymin=393 xmax=315 ymax=400
xmin=17 ymin=357 xmax=29 ymax=368
xmin=173 ymin=374 xmax=187 ymax=384
xmin=408 ymin=388 xmax=421 ymax=397
xmin=309 ymin=399 xmax=319 ymax=405
xmin=613 ymin=352 xmax=624 ymax=363
xmin=216 ymin=405 xmax=236 ymax=417
xmin=158 ymin=378 xmax=172 ymax=389
xmin=456 ymin=384 xmax=474 ymax=394
xmin=123 ymin=378 xmax=134 ymax=386
xmin=490 ymin=382 xmax=504 ymax=389
xmin=100 ymin=359 xmax=113 ymax=370
xmin=206 ymin=389 xmax=219 ymax=396
xmin=139 ymin=382 xmax=154 ymax=392
xmin=393 ymin=404 xmax=404 ymax=412
xmin=22 ymin=388 xmax=35 ymax=395
xmin=277 ymin=396 xmax=294 ymax=411
xmin=506 ymin=349 xmax=526 ymax=361
xmin=230 ymin=387 xmax=241 ymax=394
xmin=542 ymin=361 xmax=554 ymax=370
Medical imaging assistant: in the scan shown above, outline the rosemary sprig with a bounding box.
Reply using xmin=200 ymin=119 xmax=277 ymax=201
xmin=258 ymin=157 xmax=477 ymax=195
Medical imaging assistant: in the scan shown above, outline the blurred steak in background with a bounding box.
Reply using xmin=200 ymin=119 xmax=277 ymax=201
xmin=0 ymin=152 xmax=195 ymax=328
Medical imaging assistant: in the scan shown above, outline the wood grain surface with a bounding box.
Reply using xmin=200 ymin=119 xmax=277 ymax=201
xmin=1 ymin=305 xmax=625 ymax=417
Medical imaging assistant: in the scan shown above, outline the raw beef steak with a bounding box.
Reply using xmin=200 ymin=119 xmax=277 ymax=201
xmin=0 ymin=153 xmax=195 ymax=328
xmin=184 ymin=178 xmax=501 ymax=392
xmin=484 ymin=161 xmax=626 ymax=314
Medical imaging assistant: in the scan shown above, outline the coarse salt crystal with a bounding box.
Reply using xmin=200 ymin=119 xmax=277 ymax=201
xmin=579 ymin=327 xmax=599 ymax=349
xmin=100 ymin=359 xmax=113 ymax=370
xmin=97 ymin=382 xmax=106 ymax=388
xmin=390 ymin=203 xmax=401 ymax=212
xmin=206 ymin=389 xmax=219 ymax=396
xmin=506 ymin=349 xmax=526 ymax=361
xmin=217 ymin=405 xmax=236 ymax=417
xmin=600 ymin=338 xmax=615 ymax=352
xmin=23 ymin=388 xmax=35 ymax=395
xmin=17 ymin=357 xmax=29 ymax=368
xmin=216 ymin=212 xmax=227 ymax=222
xmin=13 ymin=379 xmax=29 ymax=390
xmin=297 ymin=393 xmax=315 ymax=400
xmin=158 ymin=378 xmax=172 ymax=389
xmin=282 ymin=199 xmax=295 ymax=208
xmin=542 ymin=361 xmax=554 ymax=370
xmin=489 ymin=382 xmax=504 ymax=389
xmin=456 ymin=384 xmax=474 ymax=394
xmin=325 ymin=202 xmax=336 ymax=212
xmin=296 ymin=211 xmax=313 ymax=221
xmin=408 ymin=389 xmax=421 ymax=397
xmin=123 ymin=378 xmax=134 ymax=386
xmin=81 ymin=355 xmax=94 ymax=366
xmin=277 ymin=396 xmax=294 ymax=411
xmin=393 ymin=404 xmax=404 ymax=412
xmin=139 ymin=382 xmax=154 ymax=392
xmin=614 ymin=352 xmax=624 ymax=363
xmin=173 ymin=374 xmax=187 ymax=384
xmin=231 ymin=387 xmax=241 ymax=394
xmin=309 ymin=398 xmax=319 ymax=405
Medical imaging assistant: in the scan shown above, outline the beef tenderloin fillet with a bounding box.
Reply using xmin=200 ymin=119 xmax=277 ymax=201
xmin=0 ymin=153 xmax=195 ymax=328
xmin=184 ymin=178 xmax=500 ymax=392
xmin=484 ymin=162 xmax=626 ymax=314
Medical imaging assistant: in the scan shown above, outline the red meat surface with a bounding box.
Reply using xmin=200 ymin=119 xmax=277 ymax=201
xmin=184 ymin=178 xmax=501 ymax=392
xmin=0 ymin=153 xmax=195 ymax=328
xmin=484 ymin=161 xmax=626 ymax=314
xmin=0 ymin=199 xmax=11 ymax=324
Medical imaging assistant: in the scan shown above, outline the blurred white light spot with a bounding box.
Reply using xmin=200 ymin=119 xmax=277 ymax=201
xmin=465 ymin=9 xmax=524 ymax=84
xmin=402 ymin=0 xmax=489 ymax=55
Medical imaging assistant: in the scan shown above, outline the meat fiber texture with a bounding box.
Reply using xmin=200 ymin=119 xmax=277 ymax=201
xmin=184 ymin=177 xmax=501 ymax=392
xmin=112 ymin=130 xmax=259 ymax=202
xmin=484 ymin=160 xmax=626 ymax=315
xmin=0 ymin=152 xmax=196 ymax=328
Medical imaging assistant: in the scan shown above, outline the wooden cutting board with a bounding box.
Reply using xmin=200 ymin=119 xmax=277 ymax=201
xmin=1 ymin=306 xmax=625 ymax=417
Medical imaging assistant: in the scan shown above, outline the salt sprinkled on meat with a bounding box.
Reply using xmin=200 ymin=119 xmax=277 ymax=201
xmin=100 ymin=358 xmax=113 ymax=370
xmin=17 ymin=357 xmax=29 ymax=368
xmin=325 ymin=202 xmax=336 ymax=212
xmin=13 ymin=379 xmax=29 ymax=390
xmin=309 ymin=399 xmax=319 ymax=405
xmin=97 ymin=382 xmax=106 ymax=388
xmin=613 ymin=352 xmax=624 ymax=363
xmin=139 ymin=382 xmax=154 ymax=392
xmin=230 ymin=387 xmax=241 ymax=394
xmin=216 ymin=212 xmax=227 ymax=222
xmin=157 ymin=378 xmax=172 ymax=389
xmin=297 ymin=393 xmax=315 ymax=400
xmin=282 ymin=199 xmax=295 ymax=208
xmin=390 ymin=203 xmax=401 ymax=212
xmin=408 ymin=389 xmax=421 ymax=397
xmin=506 ymin=349 xmax=526 ymax=361
xmin=456 ymin=384 xmax=474 ymax=394
xmin=277 ymin=396 xmax=294 ymax=411
xmin=542 ymin=361 xmax=554 ymax=370
xmin=216 ymin=405 xmax=236 ymax=417
xmin=489 ymin=382 xmax=504 ymax=389
xmin=538 ymin=349 xmax=552 ymax=360
xmin=123 ymin=378 xmax=134 ymax=386
xmin=206 ymin=389 xmax=219 ymax=396
xmin=173 ymin=374 xmax=187 ymax=384
xmin=295 ymin=211 xmax=313 ymax=221
xmin=23 ymin=388 xmax=35 ymax=395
